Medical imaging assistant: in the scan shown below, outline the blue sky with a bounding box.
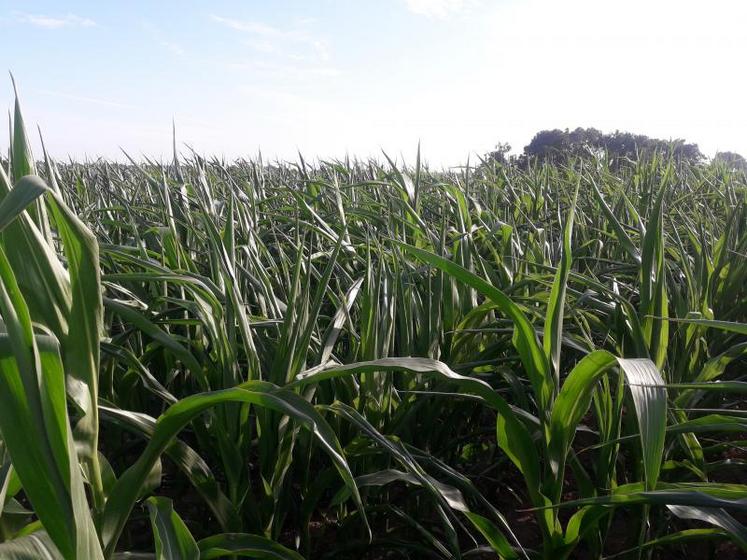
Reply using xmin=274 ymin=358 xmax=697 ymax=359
xmin=1 ymin=0 xmax=746 ymax=166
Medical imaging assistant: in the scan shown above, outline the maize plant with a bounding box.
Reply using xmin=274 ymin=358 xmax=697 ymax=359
xmin=0 ymin=84 xmax=744 ymax=559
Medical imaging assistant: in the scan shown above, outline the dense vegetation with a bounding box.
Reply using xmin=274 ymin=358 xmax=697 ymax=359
xmin=488 ymin=127 xmax=711 ymax=168
xmin=0 ymin=89 xmax=745 ymax=560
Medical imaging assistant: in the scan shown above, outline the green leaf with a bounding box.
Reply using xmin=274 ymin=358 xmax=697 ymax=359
xmin=663 ymin=317 xmax=747 ymax=336
xmin=349 ymin=469 xmax=468 ymax=512
xmin=463 ymin=512 xmax=518 ymax=559
xmin=104 ymin=298 xmax=206 ymax=388
xmin=667 ymin=505 xmax=747 ymax=551
xmin=589 ymin=179 xmax=641 ymax=264
xmin=619 ymin=358 xmax=667 ymax=490
xmin=9 ymin=75 xmax=36 ymax=181
xmin=605 ymin=529 xmax=729 ymax=559
xmin=396 ymin=242 xmax=552 ymax=412
xmin=294 ymin=357 xmax=543 ymax=531
xmin=197 ymin=533 xmax=304 ymax=559
xmin=547 ymin=484 xmax=747 ymax=511
xmin=0 ymin=247 xmax=102 ymax=559
xmin=0 ymin=531 xmax=64 ymax=559
xmin=0 ymin=166 xmax=70 ymax=338
xmin=101 ymin=382 xmax=366 ymax=556
xmin=544 ymin=181 xmax=578 ymax=388
xmin=0 ymin=175 xmax=47 ymax=233
xmin=668 ymin=381 xmax=747 ymax=394
xmin=146 ymin=497 xmax=200 ymax=560
xmin=9 ymin=78 xmax=52 ymax=242
xmin=99 ymin=405 xmax=240 ymax=532
xmin=324 ymin=402 xmax=463 ymax=558
xmin=45 ymin=178 xmax=106 ymax=509
xmin=547 ymin=351 xmax=617 ymax=500
xmin=639 ymin=182 xmax=668 ymax=368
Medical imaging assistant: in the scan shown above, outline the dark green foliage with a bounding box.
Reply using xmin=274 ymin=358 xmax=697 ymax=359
xmin=523 ymin=127 xmax=704 ymax=164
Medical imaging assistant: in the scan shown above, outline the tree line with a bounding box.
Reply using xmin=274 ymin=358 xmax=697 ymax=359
xmin=487 ymin=126 xmax=747 ymax=169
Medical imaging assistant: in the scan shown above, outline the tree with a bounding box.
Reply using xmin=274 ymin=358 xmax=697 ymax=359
xmin=714 ymin=151 xmax=747 ymax=171
xmin=486 ymin=142 xmax=512 ymax=164
xmin=522 ymin=127 xmax=703 ymax=164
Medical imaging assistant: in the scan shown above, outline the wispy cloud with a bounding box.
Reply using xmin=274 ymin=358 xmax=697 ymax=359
xmin=160 ymin=40 xmax=185 ymax=57
xmin=36 ymin=89 xmax=136 ymax=110
xmin=235 ymin=83 xmax=337 ymax=128
xmin=14 ymin=12 xmax=96 ymax=29
xmin=140 ymin=21 xmax=186 ymax=57
xmin=210 ymin=14 xmax=331 ymax=62
xmin=404 ymin=0 xmax=466 ymax=19
xmin=210 ymin=15 xmax=287 ymax=37
xmin=228 ymin=59 xmax=340 ymax=79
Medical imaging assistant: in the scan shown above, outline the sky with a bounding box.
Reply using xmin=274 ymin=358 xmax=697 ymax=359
xmin=1 ymin=0 xmax=746 ymax=167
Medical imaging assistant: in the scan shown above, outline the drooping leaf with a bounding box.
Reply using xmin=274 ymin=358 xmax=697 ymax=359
xmin=146 ymin=497 xmax=200 ymax=560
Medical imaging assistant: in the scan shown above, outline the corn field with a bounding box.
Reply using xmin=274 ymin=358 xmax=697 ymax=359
xmin=0 ymin=87 xmax=745 ymax=560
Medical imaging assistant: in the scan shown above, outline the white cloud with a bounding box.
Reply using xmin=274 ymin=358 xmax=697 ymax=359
xmin=160 ymin=40 xmax=185 ymax=57
xmin=210 ymin=14 xmax=331 ymax=62
xmin=244 ymin=39 xmax=278 ymax=54
xmin=404 ymin=0 xmax=465 ymax=19
xmin=210 ymin=15 xmax=285 ymax=37
xmin=36 ymin=89 xmax=136 ymax=110
xmin=225 ymin=59 xmax=340 ymax=80
xmin=140 ymin=22 xmax=186 ymax=58
xmin=14 ymin=12 xmax=96 ymax=29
